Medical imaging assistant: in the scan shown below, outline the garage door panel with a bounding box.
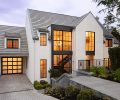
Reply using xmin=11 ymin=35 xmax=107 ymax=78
xmin=8 ymin=66 xmax=12 ymax=69
xmin=2 ymin=70 xmax=7 ymax=74
xmin=3 ymin=62 xmax=7 ymax=66
xmin=1 ymin=57 xmax=23 ymax=75
xmin=8 ymin=70 xmax=12 ymax=74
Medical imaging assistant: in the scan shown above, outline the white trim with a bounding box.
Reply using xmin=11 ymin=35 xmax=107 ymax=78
xmin=4 ymin=38 xmax=7 ymax=48
xmin=5 ymin=38 xmax=21 ymax=49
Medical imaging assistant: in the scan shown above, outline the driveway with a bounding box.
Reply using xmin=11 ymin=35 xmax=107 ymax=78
xmin=0 ymin=74 xmax=57 ymax=100
xmin=0 ymin=74 xmax=33 ymax=93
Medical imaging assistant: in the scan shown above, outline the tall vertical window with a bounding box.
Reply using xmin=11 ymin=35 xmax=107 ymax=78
xmin=40 ymin=59 xmax=47 ymax=78
xmin=40 ymin=33 xmax=47 ymax=46
xmin=105 ymin=39 xmax=112 ymax=47
xmin=7 ymin=39 xmax=19 ymax=49
xmin=86 ymin=32 xmax=95 ymax=51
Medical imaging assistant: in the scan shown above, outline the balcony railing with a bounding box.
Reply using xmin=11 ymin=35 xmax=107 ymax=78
xmin=78 ymin=59 xmax=111 ymax=71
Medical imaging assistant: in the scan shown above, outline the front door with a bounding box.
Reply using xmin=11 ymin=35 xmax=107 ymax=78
xmin=1 ymin=57 xmax=23 ymax=75
xmin=86 ymin=60 xmax=90 ymax=71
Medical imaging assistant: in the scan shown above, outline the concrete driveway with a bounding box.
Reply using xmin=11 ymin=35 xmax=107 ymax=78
xmin=0 ymin=74 xmax=33 ymax=93
xmin=0 ymin=74 xmax=57 ymax=100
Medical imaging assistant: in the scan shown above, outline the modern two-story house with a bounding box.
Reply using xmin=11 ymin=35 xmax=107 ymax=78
xmin=25 ymin=9 xmax=119 ymax=83
xmin=0 ymin=9 xmax=119 ymax=84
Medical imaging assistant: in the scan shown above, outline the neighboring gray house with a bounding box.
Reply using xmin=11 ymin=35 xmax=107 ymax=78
xmin=0 ymin=25 xmax=28 ymax=75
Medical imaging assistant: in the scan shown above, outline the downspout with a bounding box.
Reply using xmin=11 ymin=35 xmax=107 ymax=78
xmin=34 ymin=39 xmax=35 ymax=82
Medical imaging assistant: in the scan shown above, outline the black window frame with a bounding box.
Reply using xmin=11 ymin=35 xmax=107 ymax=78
xmin=85 ymin=31 xmax=95 ymax=55
xmin=40 ymin=33 xmax=47 ymax=46
xmin=53 ymin=30 xmax=72 ymax=51
xmin=7 ymin=39 xmax=19 ymax=49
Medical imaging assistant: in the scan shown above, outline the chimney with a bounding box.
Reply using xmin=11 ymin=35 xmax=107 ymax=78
xmin=96 ymin=16 xmax=99 ymax=21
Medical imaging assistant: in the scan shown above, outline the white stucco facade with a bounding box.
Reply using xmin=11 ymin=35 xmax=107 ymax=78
xmin=34 ymin=31 xmax=51 ymax=82
xmin=25 ymin=11 xmax=35 ymax=83
xmin=24 ymin=10 xmax=119 ymax=83
xmin=72 ymin=13 xmax=103 ymax=70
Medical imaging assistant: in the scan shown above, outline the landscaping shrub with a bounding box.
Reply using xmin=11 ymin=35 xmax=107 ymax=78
xmin=77 ymin=88 xmax=94 ymax=100
xmin=34 ymin=80 xmax=51 ymax=90
xmin=40 ymin=80 xmax=48 ymax=85
xmin=109 ymin=47 xmax=120 ymax=70
xmin=112 ymin=68 xmax=120 ymax=82
xmin=97 ymin=67 xmax=106 ymax=77
xmin=90 ymin=66 xmax=106 ymax=77
xmin=45 ymin=86 xmax=65 ymax=100
xmin=65 ymin=85 xmax=79 ymax=99
xmin=49 ymin=68 xmax=62 ymax=78
xmin=90 ymin=66 xmax=97 ymax=75
xmin=34 ymin=81 xmax=43 ymax=90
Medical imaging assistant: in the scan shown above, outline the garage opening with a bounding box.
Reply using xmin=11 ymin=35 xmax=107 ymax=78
xmin=1 ymin=57 xmax=23 ymax=75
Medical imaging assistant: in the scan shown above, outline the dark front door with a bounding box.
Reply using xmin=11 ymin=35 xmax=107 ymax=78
xmin=86 ymin=60 xmax=90 ymax=71
xmin=1 ymin=57 xmax=23 ymax=75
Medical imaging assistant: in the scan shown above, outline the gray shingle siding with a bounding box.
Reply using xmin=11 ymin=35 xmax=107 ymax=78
xmin=0 ymin=25 xmax=28 ymax=56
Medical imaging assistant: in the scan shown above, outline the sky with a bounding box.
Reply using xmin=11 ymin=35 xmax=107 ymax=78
xmin=0 ymin=0 xmax=105 ymax=27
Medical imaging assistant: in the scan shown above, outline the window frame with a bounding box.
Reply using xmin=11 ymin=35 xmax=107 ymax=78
xmin=105 ymin=39 xmax=112 ymax=47
xmin=85 ymin=31 xmax=95 ymax=52
xmin=53 ymin=30 xmax=72 ymax=51
xmin=40 ymin=59 xmax=47 ymax=78
xmin=40 ymin=33 xmax=47 ymax=46
xmin=5 ymin=38 xmax=20 ymax=49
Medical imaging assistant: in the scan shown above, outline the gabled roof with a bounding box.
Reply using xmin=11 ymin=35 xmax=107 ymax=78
xmin=28 ymin=9 xmax=89 ymax=38
xmin=28 ymin=9 xmax=114 ymax=39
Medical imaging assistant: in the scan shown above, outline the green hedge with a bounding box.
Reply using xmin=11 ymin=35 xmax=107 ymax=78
xmin=109 ymin=47 xmax=120 ymax=70
xmin=34 ymin=80 xmax=51 ymax=90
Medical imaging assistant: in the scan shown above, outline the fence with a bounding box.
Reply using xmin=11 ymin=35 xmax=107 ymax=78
xmin=78 ymin=59 xmax=111 ymax=70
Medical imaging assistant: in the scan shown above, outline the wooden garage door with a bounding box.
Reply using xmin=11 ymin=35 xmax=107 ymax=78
xmin=1 ymin=57 xmax=23 ymax=75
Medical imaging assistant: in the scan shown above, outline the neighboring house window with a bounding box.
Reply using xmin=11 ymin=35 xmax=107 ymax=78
xmin=7 ymin=39 xmax=19 ymax=49
xmin=86 ymin=32 xmax=95 ymax=51
xmin=40 ymin=33 xmax=47 ymax=46
xmin=105 ymin=39 xmax=112 ymax=47
xmin=40 ymin=59 xmax=47 ymax=78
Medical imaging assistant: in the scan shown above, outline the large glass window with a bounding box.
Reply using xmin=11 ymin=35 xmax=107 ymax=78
xmin=105 ymin=39 xmax=112 ymax=47
xmin=53 ymin=55 xmax=72 ymax=73
xmin=53 ymin=30 xmax=72 ymax=51
xmin=86 ymin=32 xmax=95 ymax=51
xmin=40 ymin=33 xmax=47 ymax=46
xmin=7 ymin=39 xmax=19 ymax=49
xmin=40 ymin=59 xmax=47 ymax=78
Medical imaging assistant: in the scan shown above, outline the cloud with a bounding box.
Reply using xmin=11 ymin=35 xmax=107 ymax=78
xmin=0 ymin=0 xmax=105 ymax=26
xmin=0 ymin=0 xmax=30 ymax=26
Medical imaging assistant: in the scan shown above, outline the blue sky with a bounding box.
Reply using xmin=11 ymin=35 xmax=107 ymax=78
xmin=0 ymin=0 xmax=105 ymax=26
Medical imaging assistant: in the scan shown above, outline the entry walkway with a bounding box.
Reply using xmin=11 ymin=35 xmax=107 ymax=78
xmin=71 ymin=76 xmax=120 ymax=100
